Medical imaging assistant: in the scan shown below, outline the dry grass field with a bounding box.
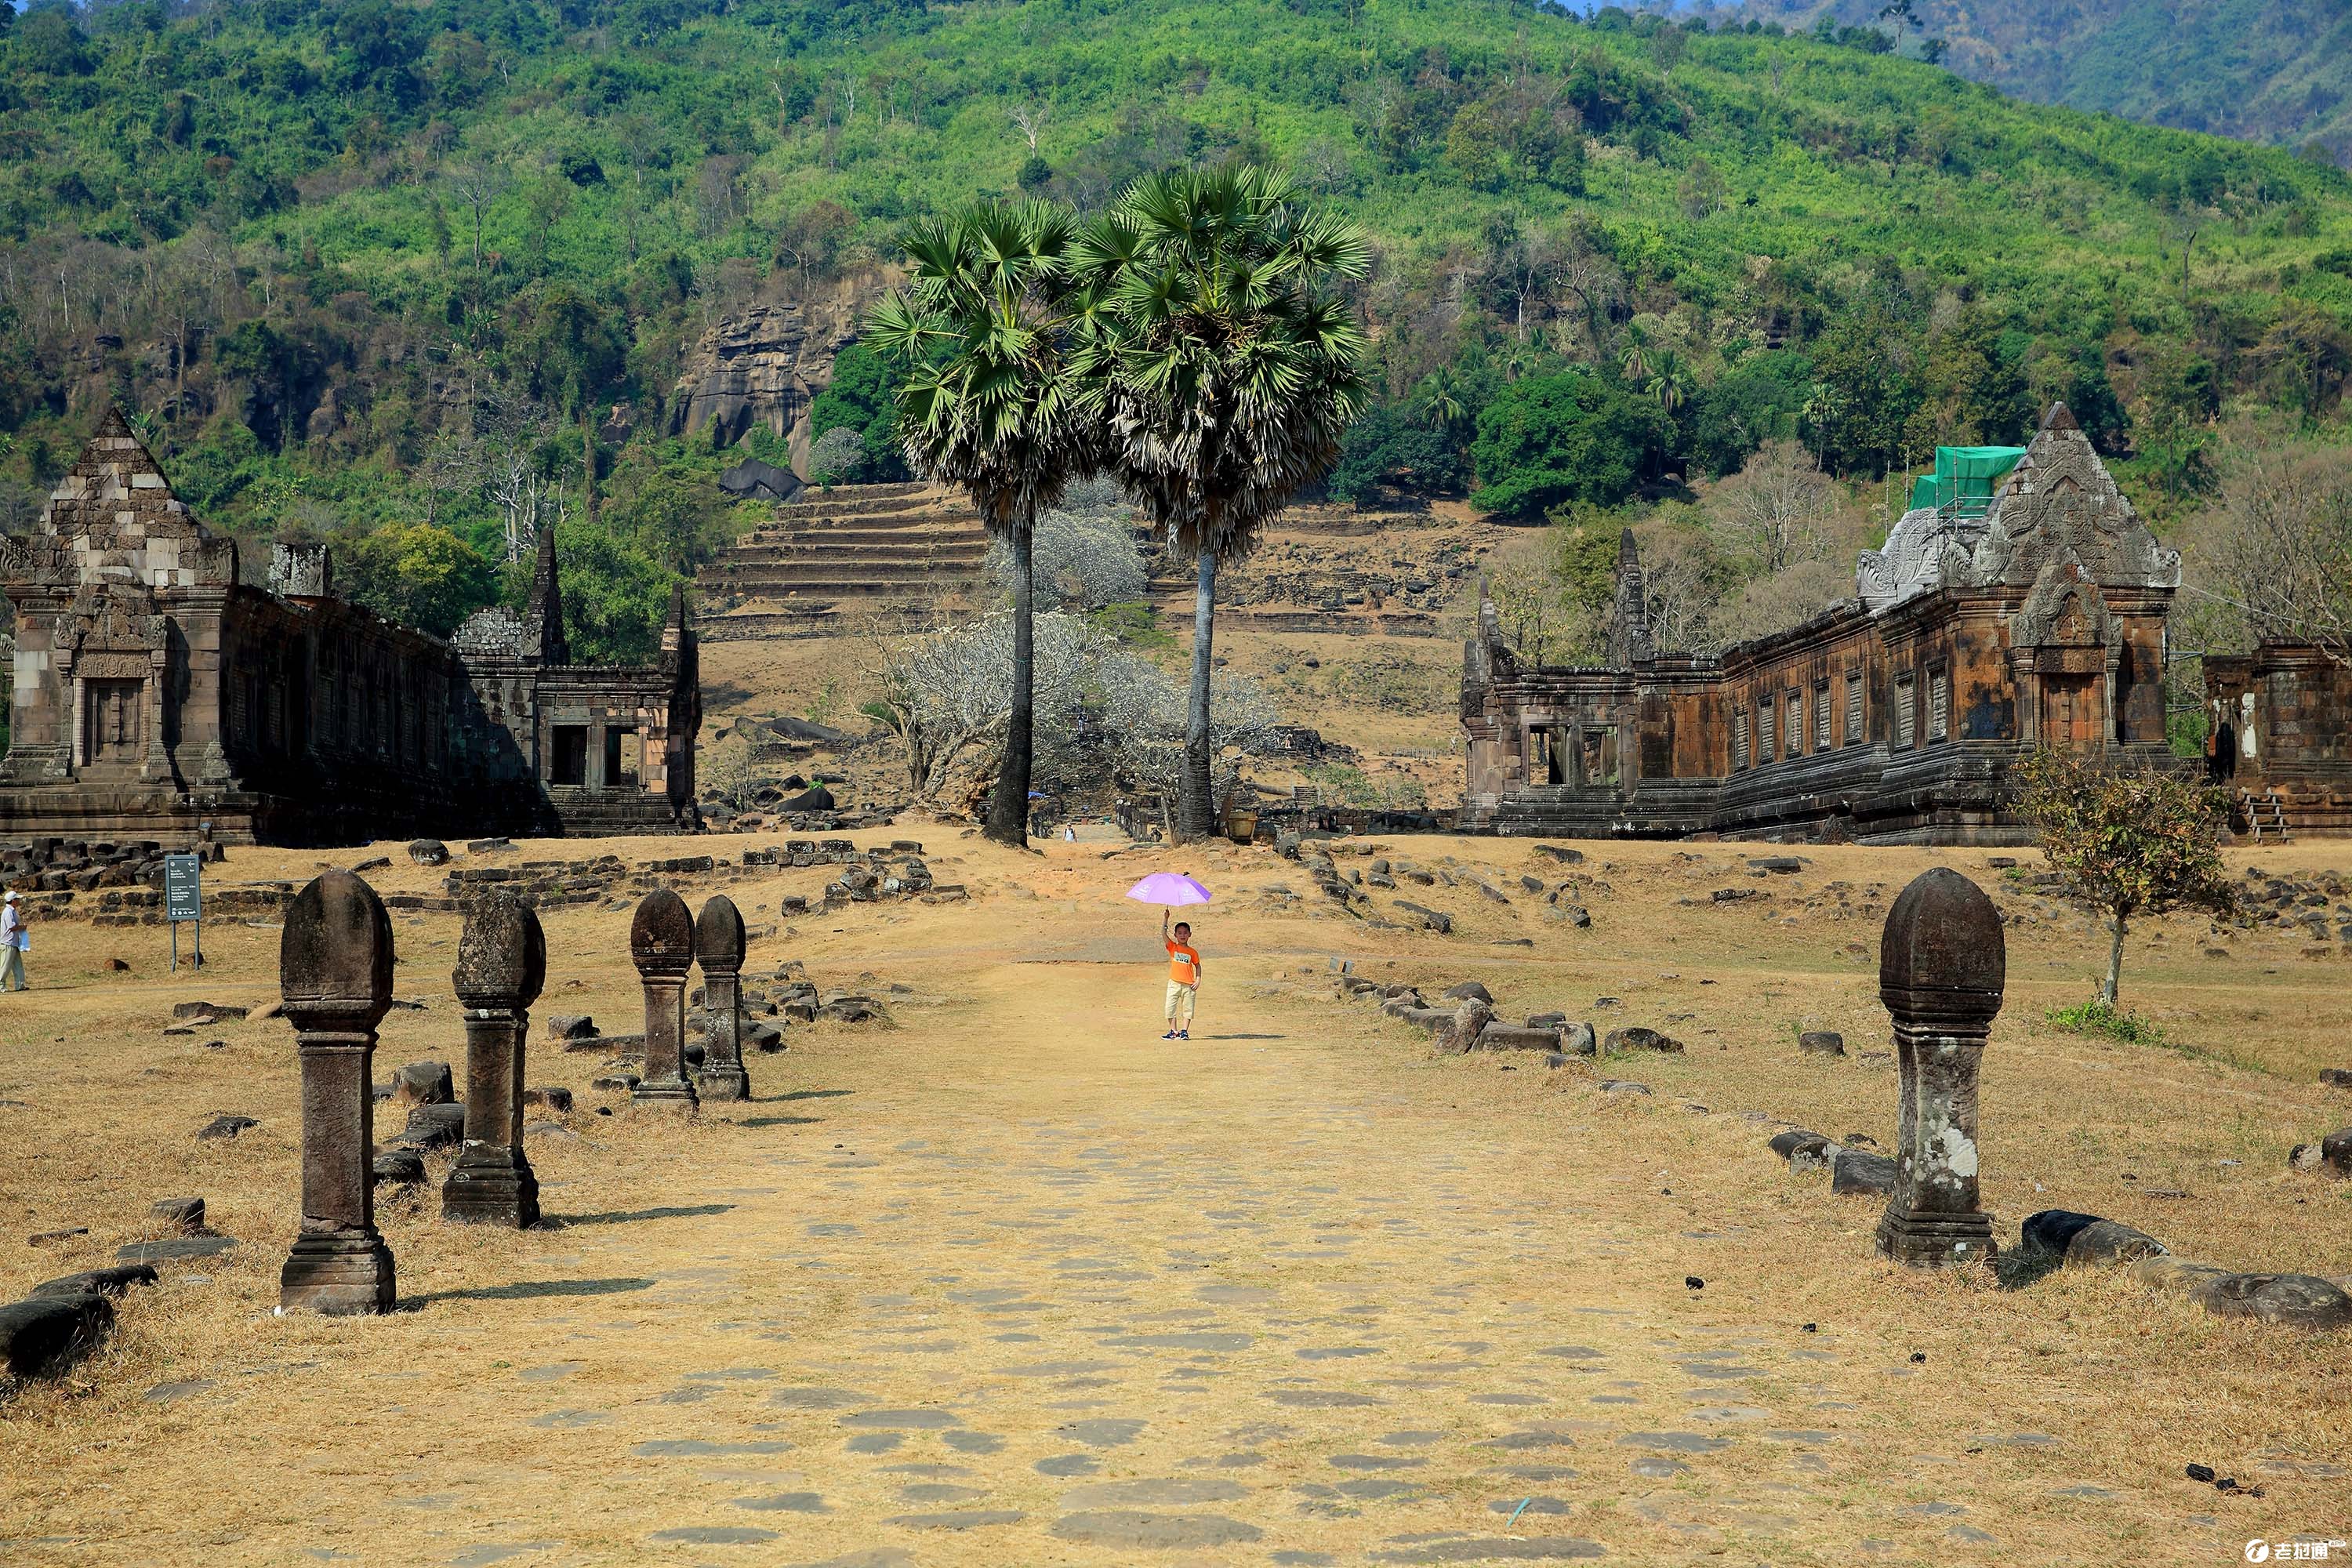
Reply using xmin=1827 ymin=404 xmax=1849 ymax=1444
xmin=4 ymin=828 xmax=2350 ymax=1566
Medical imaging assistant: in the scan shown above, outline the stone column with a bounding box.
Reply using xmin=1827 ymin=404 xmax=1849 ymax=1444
xmin=1875 ymin=867 xmax=2006 ymax=1269
xmin=279 ymin=869 xmax=397 ymax=1315
xmin=443 ymin=895 xmax=548 ymax=1227
xmin=695 ymin=894 xmax=750 ymax=1102
xmin=631 ymin=888 xmax=698 ymax=1112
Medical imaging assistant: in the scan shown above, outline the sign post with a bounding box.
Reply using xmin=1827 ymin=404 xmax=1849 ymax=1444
xmin=165 ymin=851 xmax=202 ymax=970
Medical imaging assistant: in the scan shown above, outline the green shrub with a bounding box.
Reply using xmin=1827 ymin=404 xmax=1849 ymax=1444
xmin=2045 ymin=996 xmax=2165 ymax=1044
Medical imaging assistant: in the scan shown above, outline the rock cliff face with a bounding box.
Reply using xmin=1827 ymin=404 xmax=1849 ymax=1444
xmin=666 ymin=274 xmax=880 ymax=466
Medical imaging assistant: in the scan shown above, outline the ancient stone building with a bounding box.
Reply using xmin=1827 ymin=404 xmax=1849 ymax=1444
xmin=1458 ymin=401 xmax=2321 ymax=842
xmin=2201 ymin=644 xmax=2352 ymax=833
xmin=0 ymin=412 xmax=699 ymax=845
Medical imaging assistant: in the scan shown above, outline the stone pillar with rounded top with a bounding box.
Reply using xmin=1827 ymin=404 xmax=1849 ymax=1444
xmin=695 ymin=894 xmax=750 ymax=1102
xmin=443 ymin=895 xmax=548 ymax=1227
xmin=279 ymin=869 xmax=397 ymax=1315
xmin=631 ymin=888 xmax=699 ymax=1111
xmin=1875 ymin=867 xmax=2005 ymax=1268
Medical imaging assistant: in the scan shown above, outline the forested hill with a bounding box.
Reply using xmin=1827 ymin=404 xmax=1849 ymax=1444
xmin=2 ymin=0 xmax=2350 ymax=656
xmin=1744 ymin=1 xmax=2352 ymax=165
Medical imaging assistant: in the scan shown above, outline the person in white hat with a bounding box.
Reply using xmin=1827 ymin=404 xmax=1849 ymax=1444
xmin=0 ymin=891 xmax=25 ymax=992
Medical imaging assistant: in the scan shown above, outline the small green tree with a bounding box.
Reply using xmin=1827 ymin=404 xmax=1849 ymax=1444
xmin=2019 ymin=749 xmax=2236 ymax=1009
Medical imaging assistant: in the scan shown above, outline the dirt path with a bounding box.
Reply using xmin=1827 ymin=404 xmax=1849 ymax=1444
xmin=9 ymin=833 xmax=2349 ymax=1564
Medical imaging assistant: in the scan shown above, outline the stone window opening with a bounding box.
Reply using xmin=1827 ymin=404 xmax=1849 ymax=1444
xmin=550 ymin=724 xmax=590 ymax=786
xmin=1896 ymin=673 xmax=1918 ymax=749
xmin=1929 ymin=666 xmax=1951 ymax=742
xmin=1813 ymin=681 xmax=1831 ymax=753
xmin=1845 ymin=670 xmax=1864 ymax=746
xmin=1784 ymin=690 xmax=1803 ymax=758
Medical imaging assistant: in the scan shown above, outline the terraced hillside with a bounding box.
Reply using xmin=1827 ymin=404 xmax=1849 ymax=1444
xmin=695 ymin=482 xmax=990 ymax=641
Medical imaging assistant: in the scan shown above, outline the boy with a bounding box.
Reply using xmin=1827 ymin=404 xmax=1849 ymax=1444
xmin=1161 ymin=910 xmax=1201 ymax=1040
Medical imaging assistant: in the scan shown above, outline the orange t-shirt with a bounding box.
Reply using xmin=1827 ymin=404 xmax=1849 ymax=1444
xmin=1167 ymin=939 xmax=1201 ymax=986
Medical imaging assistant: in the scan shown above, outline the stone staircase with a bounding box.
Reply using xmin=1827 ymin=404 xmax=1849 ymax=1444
xmin=695 ymin=481 xmax=993 ymax=639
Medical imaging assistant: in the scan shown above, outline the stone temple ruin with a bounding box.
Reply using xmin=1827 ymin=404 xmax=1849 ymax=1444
xmin=1461 ymin=402 xmax=2352 ymax=842
xmin=0 ymin=412 xmax=700 ymax=845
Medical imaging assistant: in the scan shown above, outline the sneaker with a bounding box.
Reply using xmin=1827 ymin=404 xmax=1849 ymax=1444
xmin=1174 ymin=1029 xmax=1190 ymax=1040
xmin=1160 ymin=1030 xmax=1178 ymax=1040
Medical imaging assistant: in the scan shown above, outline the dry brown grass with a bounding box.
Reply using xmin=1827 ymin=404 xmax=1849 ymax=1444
xmin=2 ymin=830 xmax=2350 ymax=1564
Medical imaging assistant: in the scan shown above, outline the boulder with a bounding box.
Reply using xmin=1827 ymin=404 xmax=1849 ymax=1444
xmin=2290 ymin=1142 xmax=2326 ymax=1173
xmin=387 ymin=1061 xmax=455 ymax=1108
xmin=0 ymin=1292 xmax=114 ymax=1379
xmin=1434 ymin=997 xmax=1494 ymax=1054
xmin=1559 ymin=1022 xmax=1598 ymax=1056
xmin=521 ymin=1086 xmax=574 ymax=1115
xmin=1830 ymin=1149 xmax=1897 ymax=1196
xmin=2321 ymin=1127 xmax=2352 ymax=1175
xmin=2020 ymin=1210 xmax=2169 ymax=1265
xmin=1798 ymin=1031 xmax=1847 ymax=1058
xmin=748 ymin=1022 xmax=786 ymax=1053
xmin=1443 ymin=981 xmax=1496 ymax=1005
xmin=195 ymin=1114 xmax=256 ymax=1141
xmin=31 ymin=1264 xmax=157 ymax=1298
xmin=407 ymin=839 xmax=450 ymax=867
xmin=1602 ymin=1026 xmax=1684 ymax=1054
xmin=2190 ymin=1272 xmax=2352 ymax=1330
xmin=2320 ymin=1068 xmax=2352 ymax=1090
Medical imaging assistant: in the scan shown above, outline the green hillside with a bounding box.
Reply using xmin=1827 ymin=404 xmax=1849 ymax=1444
xmin=2 ymin=0 xmax=2349 ymax=650
xmin=1755 ymin=1 xmax=2352 ymax=165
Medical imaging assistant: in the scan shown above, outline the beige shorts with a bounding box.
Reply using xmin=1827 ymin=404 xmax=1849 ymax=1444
xmin=1164 ymin=981 xmax=1197 ymax=1025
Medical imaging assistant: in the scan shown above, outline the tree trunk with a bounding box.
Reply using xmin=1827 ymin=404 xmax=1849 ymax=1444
xmin=582 ymin=416 xmax=599 ymax=528
xmin=2100 ymin=909 xmax=2129 ymax=1008
xmin=983 ymin=514 xmax=1035 ymax=849
xmin=1177 ymin=550 xmax=1220 ymax=841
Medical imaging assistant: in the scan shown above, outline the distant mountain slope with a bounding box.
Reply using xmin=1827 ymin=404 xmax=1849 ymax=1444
xmin=1749 ymin=1 xmax=2352 ymax=162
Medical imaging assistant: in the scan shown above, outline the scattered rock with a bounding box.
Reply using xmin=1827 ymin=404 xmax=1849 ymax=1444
xmin=1769 ymin=1130 xmax=1832 ymax=1166
xmin=546 ymin=1014 xmax=598 ymax=1043
xmin=1599 ymin=1080 xmax=1652 ymax=1096
xmin=2020 ymin=1210 xmax=2169 ymax=1265
xmin=1534 ymin=845 xmax=1585 ymax=865
xmin=1750 ymin=856 xmax=1804 ymax=873
xmin=2320 ymin=1069 xmax=2352 ymax=1090
xmin=27 ymin=1227 xmax=88 ymax=1247
xmin=195 ymin=1114 xmax=257 ymax=1141
xmin=150 ymin=1196 xmax=206 ymax=1233
xmin=395 ymin=1102 xmax=467 ymax=1151
xmin=106 ymin=957 xmax=129 ymax=972
xmin=1443 ymin=981 xmax=1495 ymax=1006
xmin=30 ymin=1264 xmax=157 ymax=1298
xmin=0 ymin=1292 xmax=114 ymax=1379
xmin=2192 ymin=1272 xmax=2352 ymax=1331
xmin=2320 ymin=1128 xmax=2352 ymax=1175
xmin=1393 ymin=901 xmax=1452 ymax=934
xmin=591 ymin=1072 xmax=641 ymax=1092
xmin=1830 ymin=1149 xmax=1896 ymax=1196
xmin=1559 ymin=1022 xmax=1597 ymax=1056
xmin=1476 ymin=1022 xmax=1563 ymax=1052
xmin=1798 ymin=1030 xmax=1846 ymax=1057
xmin=521 ymin=1086 xmax=574 ymax=1115
xmin=407 ymin=839 xmax=450 ymax=867
xmin=372 ymin=1150 xmax=426 ymax=1186
xmin=1561 ymin=904 xmax=1592 ymax=928
xmin=2289 ymin=1143 xmax=2325 ymax=1173
xmin=1602 ymin=1026 xmax=1683 ymax=1054
xmin=1436 ymin=998 xmax=1495 ymax=1054
xmin=172 ymin=1001 xmax=249 ymax=1023
xmin=348 ymin=856 xmax=391 ymax=873
xmin=386 ymin=1061 xmax=455 ymax=1109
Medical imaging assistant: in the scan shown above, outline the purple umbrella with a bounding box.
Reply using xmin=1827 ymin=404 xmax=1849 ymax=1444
xmin=1125 ymin=873 xmax=1212 ymax=908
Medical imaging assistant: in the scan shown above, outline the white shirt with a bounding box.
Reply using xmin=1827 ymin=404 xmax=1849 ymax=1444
xmin=1 ymin=906 xmax=23 ymax=948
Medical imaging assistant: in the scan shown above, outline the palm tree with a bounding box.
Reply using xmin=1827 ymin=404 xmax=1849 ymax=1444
xmin=1646 ymin=349 xmax=1694 ymax=415
xmin=1414 ymin=368 xmax=1466 ymax=434
xmin=865 ymin=198 xmax=1094 ymax=849
xmin=1617 ymin=321 xmax=1653 ymax=385
xmin=1072 ymin=166 xmax=1370 ymax=840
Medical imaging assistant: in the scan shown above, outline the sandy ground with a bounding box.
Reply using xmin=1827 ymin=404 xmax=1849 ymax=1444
xmin=3 ymin=831 xmax=2351 ymax=1566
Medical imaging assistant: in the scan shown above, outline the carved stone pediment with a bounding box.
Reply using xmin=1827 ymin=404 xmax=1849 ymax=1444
xmin=2010 ymin=550 xmax=2118 ymax=651
xmin=1973 ymin=405 xmax=2181 ymax=591
xmin=63 ymin=584 xmax=168 ymax=664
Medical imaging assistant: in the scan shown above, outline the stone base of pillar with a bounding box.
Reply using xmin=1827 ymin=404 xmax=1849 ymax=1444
xmin=442 ymin=1146 xmax=541 ymax=1229
xmin=696 ymin=1065 xmax=750 ymax=1102
xmin=1875 ymin=1207 xmax=1995 ymax=1268
xmin=280 ymin=1230 xmax=396 ymax=1315
xmin=632 ymin=1074 xmax=699 ymax=1112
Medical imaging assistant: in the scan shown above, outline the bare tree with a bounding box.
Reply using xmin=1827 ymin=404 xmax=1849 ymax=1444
xmin=871 ymin=611 xmax=1101 ymax=809
xmin=445 ymin=160 xmax=508 ymax=283
xmin=989 ymin=495 xmax=1146 ymax=610
xmin=1708 ymin=438 xmax=1840 ymax=575
xmin=1009 ymin=96 xmax=1053 ymax=153
xmin=2198 ymin=443 xmax=2352 ymax=664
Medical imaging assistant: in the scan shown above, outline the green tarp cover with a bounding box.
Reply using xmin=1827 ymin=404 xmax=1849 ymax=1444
xmin=1908 ymin=445 xmax=2027 ymax=512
